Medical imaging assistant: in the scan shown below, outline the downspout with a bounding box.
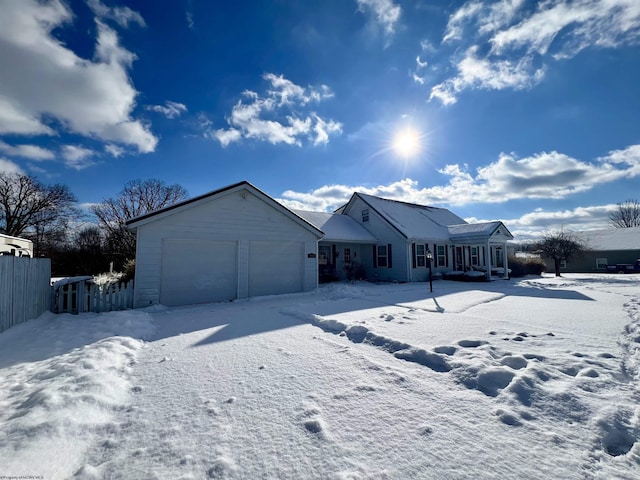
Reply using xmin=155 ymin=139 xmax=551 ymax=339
xmin=407 ymin=239 xmax=413 ymax=282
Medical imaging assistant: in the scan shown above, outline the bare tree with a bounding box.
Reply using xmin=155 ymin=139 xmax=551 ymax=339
xmin=536 ymin=230 xmax=585 ymax=277
xmin=609 ymin=199 xmax=640 ymax=228
xmin=91 ymin=179 xmax=188 ymax=259
xmin=76 ymin=225 xmax=104 ymax=255
xmin=0 ymin=173 xmax=79 ymax=253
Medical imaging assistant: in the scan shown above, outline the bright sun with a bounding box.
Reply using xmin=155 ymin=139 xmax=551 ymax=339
xmin=392 ymin=128 xmax=421 ymax=157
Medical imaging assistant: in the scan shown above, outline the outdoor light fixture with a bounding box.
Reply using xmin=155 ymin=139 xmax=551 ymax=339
xmin=426 ymin=249 xmax=433 ymax=293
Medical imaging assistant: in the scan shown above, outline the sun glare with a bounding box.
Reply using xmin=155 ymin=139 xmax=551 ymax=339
xmin=392 ymin=128 xmax=421 ymax=157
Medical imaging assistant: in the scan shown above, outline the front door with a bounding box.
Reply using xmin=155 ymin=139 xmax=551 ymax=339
xmin=318 ymin=245 xmax=334 ymax=282
xmin=455 ymin=246 xmax=464 ymax=271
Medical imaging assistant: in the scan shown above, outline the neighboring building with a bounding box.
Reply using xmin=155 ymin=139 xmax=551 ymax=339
xmin=127 ymin=181 xmax=514 ymax=308
xmin=0 ymin=233 xmax=33 ymax=257
xmin=126 ymin=182 xmax=323 ymax=308
xmin=547 ymin=227 xmax=640 ymax=273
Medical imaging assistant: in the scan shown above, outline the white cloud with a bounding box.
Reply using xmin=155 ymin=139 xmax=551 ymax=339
xmin=0 ymin=157 xmax=24 ymax=175
xmin=442 ymin=1 xmax=483 ymax=43
xmin=0 ymin=140 xmax=54 ymax=161
xmin=62 ymin=145 xmax=96 ymax=170
xmin=431 ymin=0 xmax=640 ymax=104
xmin=280 ymin=144 xmax=640 ymax=210
xmin=430 ymin=46 xmax=545 ymax=104
xmin=213 ymin=128 xmax=243 ymax=148
xmin=105 ymin=144 xmax=125 ymax=158
xmin=312 ymin=116 xmax=343 ymax=145
xmin=212 ymin=73 xmax=342 ymax=147
xmin=491 ymin=0 xmax=640 ymax=57
xmin=492 ymin=204 xmax=618 ymax=240
xmin=478 ymin=0 xmax=526 ymax=36
xmin=599 ymin=144 xmax=640 ymax=175
xmin=356 ymin=0 xmax=402 ymax=37
xmin=87 ymin=0 xmax=146 ymax=28
xmin=0 ymin=97 xmax=56 ymax=136
xmin=146 ymin=101 xmax=188 ymax=119
xmin=412 ymin=74 xmax=426 ymax=85
xmin=0 ymin=0 xmax=157 ymax=152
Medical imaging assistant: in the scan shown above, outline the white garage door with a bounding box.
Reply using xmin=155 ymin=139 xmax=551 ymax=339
xmin=249 ymin=241 xmax=303 ymax=297
xmin=160 ymin=238 xmax=237 ymax=306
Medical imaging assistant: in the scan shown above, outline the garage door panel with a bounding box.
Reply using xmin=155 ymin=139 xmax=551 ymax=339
xmin=249 ymin=241 xmax=302 ymax=297
xmin=160 ymin=239 xmax=237 ymax=306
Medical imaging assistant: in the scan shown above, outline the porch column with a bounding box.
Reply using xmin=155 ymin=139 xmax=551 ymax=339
xmin=484 ymin=241 xmax=492 ymax=281
xmin=503 ymin=242 xmax=509 ymax=279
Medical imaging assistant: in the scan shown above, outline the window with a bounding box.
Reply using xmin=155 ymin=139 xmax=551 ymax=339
xmin=361 ymin=209 xmax=369 ymax=222
xmin=344 ymin=248 xmax=352 ymax=265
xmin=437 ymin=245 xmax=446 ymax=268
xmin=415 ymin=244 xmax=426 ymax=267
xmin=596 ymin=258 xmax=607 ymax=270
xmin=377 ymin=245 xmax=388 ymax=267
xmin=318 ymin=246 xmax=330 ymax=265
xmin=560 ymin=259 xmax=567 ymax=269
xmin=470 ymin=246 xmax=479 ymax=266
xmin=373 ymin=244 xmax=392 ymax=268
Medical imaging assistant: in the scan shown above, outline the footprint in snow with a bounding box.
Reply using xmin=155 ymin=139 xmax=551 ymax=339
xmin=433 ymin=345 xmax=457 ymax=356
xmin=303 ymin=418 xmax=324 ymax=434
xmin=597 ymin=408 xmax=636 ymax=457
xmin=499 ymin=355 xmax=528 ymax=370
xmin=494 ymin=409 xmax=523 ymax=427
xmin=458 ymin=339 xmax=487 ymax=348
xmin=207 ymin=455 xmax=237 ymax=478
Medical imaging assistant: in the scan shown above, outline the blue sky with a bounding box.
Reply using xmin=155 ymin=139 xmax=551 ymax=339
xmin=0 ymin=0 xmax=639 ymax=240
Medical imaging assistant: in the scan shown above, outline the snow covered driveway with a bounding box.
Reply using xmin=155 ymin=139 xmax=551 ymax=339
xmin=1 ymin=274 xmax=639 ymax=479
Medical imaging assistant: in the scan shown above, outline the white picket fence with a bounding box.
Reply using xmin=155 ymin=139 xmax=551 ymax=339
xmin=0 ymin=256 xmax=51 ymax=333
xmin=51 ymin=277 xmax=134 ymax=314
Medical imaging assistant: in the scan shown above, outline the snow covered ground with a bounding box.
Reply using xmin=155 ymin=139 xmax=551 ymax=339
xmin=1 ymin=274 xmax=639 ymax=479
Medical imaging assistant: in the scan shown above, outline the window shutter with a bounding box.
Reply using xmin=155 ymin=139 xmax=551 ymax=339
xmin=373 ymin=245 xmax=378 ymax=268
xmin=388 ymin=244 xmax=393 ymax=268
xmin=412 ymin=243 xmax=416 ymax=268
xmin=445 ymin=245 xmax=449 ymax=267
xmin=482 ymin=247 xmax=485 ymax=266
xmin=433 ymin=243 xmax=437 ymax=267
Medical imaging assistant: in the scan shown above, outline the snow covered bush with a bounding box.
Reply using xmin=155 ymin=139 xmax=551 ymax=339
xmin=344 ymin=261 xmax=366 ymax=282
xmin=508 ymin=256 xmax=545 ymax=277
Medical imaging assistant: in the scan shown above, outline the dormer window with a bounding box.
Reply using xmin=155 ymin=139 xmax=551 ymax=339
xmin=362 ymin=209 xmax=369 ymax=222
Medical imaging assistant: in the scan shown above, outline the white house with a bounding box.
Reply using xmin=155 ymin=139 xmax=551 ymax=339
xmin=301 ymin=192 xmax=514 ymax=283
xmin=126 ymin=181 xmax=323 ymax=308
xmin=0 ymin=233 xmax=33 ymax=257
xmin=127 ymin=181 xmax=514 ymax=308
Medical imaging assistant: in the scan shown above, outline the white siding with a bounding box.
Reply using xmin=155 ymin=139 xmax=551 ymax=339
xmin=344 ymin=197 xmax=409 ymax=282
xmin=133 ymin=188 xmax=319 ymax=307
xmin=249 ymin=240 xmax=303 ymax=296
xmin=160 ymin=239 xmax=237 ymax=306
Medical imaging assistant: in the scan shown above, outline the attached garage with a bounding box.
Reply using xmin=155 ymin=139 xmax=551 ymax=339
xmin=160 ymin=238 xmax=238 ymax=306
xmin=127 ymin=182 xmax=322 ymax=308
xmin=248 ymin=240 xmax=303 ymax=297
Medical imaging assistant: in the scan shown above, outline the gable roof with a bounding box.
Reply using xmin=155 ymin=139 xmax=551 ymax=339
xmin=576 ymin=226 xmax=640 ymax=251
xmin=293 ymin=210 xmax=377 ymax=243
xmin=448 ymin=221 xmax=514 ymax=243
xmin=126 ymin=181 xmax=323 ymax=237
xmin=343 ymin=192 xmax=467 ymax=240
